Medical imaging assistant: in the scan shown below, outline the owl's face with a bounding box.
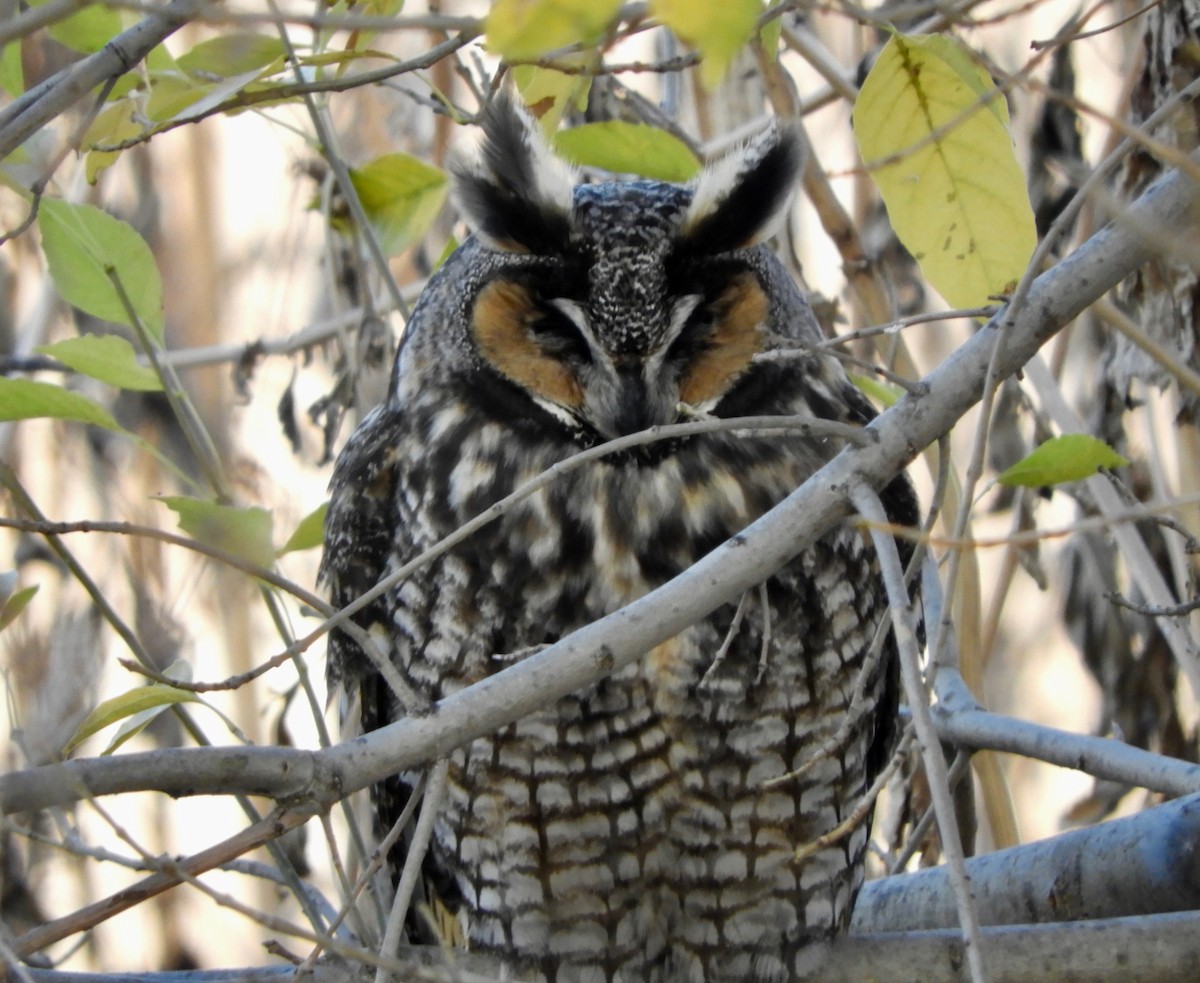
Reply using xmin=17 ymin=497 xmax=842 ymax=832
xmin=397 ymin=98 xmax=816 ymax=446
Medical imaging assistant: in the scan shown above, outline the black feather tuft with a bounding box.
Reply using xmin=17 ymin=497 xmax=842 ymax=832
xmin=680 ymin=123 xmax=805 ymax=255
xmin=451 ymin=94 xmax=575 ymax=254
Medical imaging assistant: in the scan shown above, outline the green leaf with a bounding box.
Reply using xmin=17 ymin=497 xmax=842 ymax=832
xmin=485 ymin=0 xmax=622 ymax=60
xmin=554 ymin=121 xmax=701 ymax=182
xmin=163 ymin=69 xmax=273 ymax=124
xmin=145 ymin=73 xmax=206 ymax=121
xmin=279 ymin=502 xmax=328 ymax=555
xmin=37 ymin=336 xmax=163 ymax=392
xmin=433 ymin=234 xmax=459 ymax=270
xmin=998 ymin=434 xmax=1129 ymax=488
xmin=0 ymin=378 xmax=121 ymax=430
xmin=852 ymin=32 xmax=1036 ymax=308
xmin=0 ymin=584 xmax=38 ymax=632
xmin=81 ymin=100 xmax=144 ymax=183
xmin=38 ymin=198 xmax=165 ymax=340
xmin=849 ymin=373 xmax=902 ymax=409
xmin=341 ymin=0 xmax=405 ymax=56
xmin=64 ymin=682 xmax=198 ymax=755
xmin=650 ymin=0 xmax=761 ymax=88
xmin=176 ymin=33 xmax=287 ymax=77
xmin=158 ymin=496 xmax=276 ymax=569
xmin=0 ymin=40 xmax=23 ymax=97
xmin=759 ymin=11 xmax=783 ymax=62
xmin=348 ymin=153 xmax=448 ymax=255
xmin=140 ymin=35 xmax=291 ymax=125
xmin=28 ymin=0 xmax=123 ymax=54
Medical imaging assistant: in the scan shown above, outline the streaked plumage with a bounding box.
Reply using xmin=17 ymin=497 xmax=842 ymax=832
xmin=322 ymin=97 xmax=918 ymax=983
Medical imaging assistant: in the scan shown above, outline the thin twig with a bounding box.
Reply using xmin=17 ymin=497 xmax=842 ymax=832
xmin=700 ymin=590 xmax=752 ymax=685
xmin=377 ymin=760 xmax=449 ymax=983
xmin=12 ymin=803 xmax=317 ymax=959
xmin=303 ymin=771 xmax=429 ymax=967
xmin=1107 ymin=591 xmax=1200 ymax=617
xmin=852 ymin=484 xmax=989 ymax=983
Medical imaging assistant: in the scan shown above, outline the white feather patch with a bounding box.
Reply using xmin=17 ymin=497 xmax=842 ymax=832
xmin=683 ymin=119 xmax=798 ymax=245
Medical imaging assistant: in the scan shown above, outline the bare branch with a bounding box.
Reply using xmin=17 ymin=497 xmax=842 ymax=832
xmin=854 ymin=485 xmax=989 ymax=983
xmin=823 ymin=912 xmax=1200 ymax=983
xmin=855 ymin=792 xmax=1200 ymax=932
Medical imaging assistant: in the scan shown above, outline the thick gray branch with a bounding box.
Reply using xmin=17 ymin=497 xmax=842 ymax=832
xmin=0 ymin=153 xmax=1197 ymax=816
xmin=17 ymin=912 xmax=1200 ymax=983
xmin=821 ymin=912 xmax=1200 ymax=983
xmin=854 ymin=792 xmax=1200 ymax=932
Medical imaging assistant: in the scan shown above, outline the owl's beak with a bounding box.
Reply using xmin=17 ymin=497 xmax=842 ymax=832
xmin=588 ymin=366 xmax=676 ymax=440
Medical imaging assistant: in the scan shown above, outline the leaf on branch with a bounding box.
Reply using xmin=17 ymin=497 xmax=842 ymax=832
xmin=279 ymin=502 xmax=329 ymax=555
xmin=340 ymin=0 xmax=406 ymax=56
xmin=512 ymin=63 xmax=592 ymax=131
xmin=158 ymin=496 xmax=277 ymax=569
xmin=36 ymin=335 xmax=163 ymax=392
xmin=998 ymin=434 xmax=1129 ymax=487
xmin=649 ymin=0 xmax=762 ymax=88
xmin=38 ymin=199 xmax=165 ymax=340
xmin=64 ymin=667 xmax=198 ymax=756
xmin=849 ymin=373 xmax=902 ymax=409
xmin=81 ymin=100 xmax=144 ymax=183
xmin=554 ymin=121 xmax=701 ymax=182
xmin=759 ymin=13 xmax=783 ymax=62
xmin=175 ymin=33 xmax=288 ymax=78
xmin=347 ymin=154 xmax=448 ymax=256
xmin=0 ymin=378 xmax=122 ymax=430
xmin=28 ymin=0 xmax=123 ymax=54
xmin=485 ymin=0 xmax=622 ymax=60
xmin=852 ymin=32 xmax=1036 ymax=308
xmin=0 ymin=584 xmax=38 ymax=633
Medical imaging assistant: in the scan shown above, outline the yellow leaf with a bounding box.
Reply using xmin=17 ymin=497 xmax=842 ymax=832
xmin=852 ymin=33 xmax=1036 ymax=308
xmin=511 ymin=62 xmax=592 ymax=132
xmin=485 ymin=0 xmax=622 ymax=60
xmin=650 ymin=0 xmax=761 ymax=88
xmin=81 ymin=100 xmax=144 ymax=184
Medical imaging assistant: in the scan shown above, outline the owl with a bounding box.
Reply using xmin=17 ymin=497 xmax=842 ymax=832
xmin=322 ymin=96 xmax=919 ymax=983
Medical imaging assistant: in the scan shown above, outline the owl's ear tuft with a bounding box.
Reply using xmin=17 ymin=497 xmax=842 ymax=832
xmin=451 ymin=94 xmax=578 ymax=254
xmin=679 ymin=121 xmax=805 ymax=255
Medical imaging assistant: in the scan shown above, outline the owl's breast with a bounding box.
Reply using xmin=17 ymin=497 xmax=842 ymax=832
xmin=397 ymin=408 xmax=895 ymax=981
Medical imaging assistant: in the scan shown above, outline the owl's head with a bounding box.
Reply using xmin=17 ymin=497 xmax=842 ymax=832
xmin=403 ymin=97 xmax=817 ymax=443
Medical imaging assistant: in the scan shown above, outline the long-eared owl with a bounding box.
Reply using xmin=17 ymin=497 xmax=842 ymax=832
xmin=322 ymin=96 xmax=918 ymax=983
